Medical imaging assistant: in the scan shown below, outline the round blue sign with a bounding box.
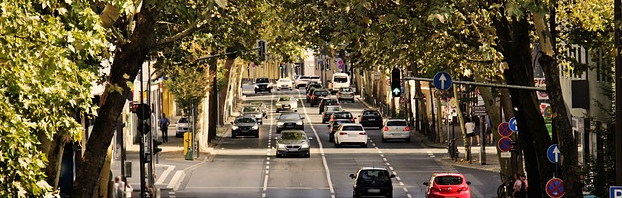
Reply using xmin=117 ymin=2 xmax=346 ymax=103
xmin=547 ymin=144 xmax=561 ymax=164
xmin=509 ymin=117 xmax=518 ymax=132
xmin=433 ymin=71 xmax=452 ymax=91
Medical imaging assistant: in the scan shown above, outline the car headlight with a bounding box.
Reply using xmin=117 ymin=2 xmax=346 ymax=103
xmin=254 ymin=85 xmax=259 ymax=88
xmin=301 ymin=142 xmax=309 ymax=148
xmin=276 ymin=103 xmax=282 ymax=107
xmin=296 ymin=121 xmax=303 ymax=125
xmin=252 ymin=125 xmax=259 ymax=130
xmin=277 ymin=122 xmax=284 ymax=126
xmin=232 ymin=126 xmax=238 ymax=130
xmin=277 ymin=144 xmax=286 ymax=149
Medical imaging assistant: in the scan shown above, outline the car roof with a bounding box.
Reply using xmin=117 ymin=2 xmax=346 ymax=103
xmin=325 ymin=105 xmax=341 ymax=108
xmin=363 ymin=109 xmax=380 ymax=112
xmin=359 ymin=167 xmax=389 ymax=171
xmin=279 ymin=112 xmax=299 ymax=115
xmin=339 ymin=123 xmax=362 ymax=127
xmin=334 ymin=111 xmax=352 ymax=114
xmin=386 ymin=119 xmax=407 ymax=122
xmin=280 ymin=129 xmax=305 ymax=133
xmin=432 ymin=173 xmax=465 ymax=177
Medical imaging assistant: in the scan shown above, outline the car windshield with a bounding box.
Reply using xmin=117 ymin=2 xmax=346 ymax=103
xmin=340 ymin=88 xmax=352 ymax=92
xmin=281 ymin=131 xmax=305 ymax=140
xmin=309 ymin=76 xmax=320 ymax=80
xmin=236 ymin=117 xmax=256 ymax=123
xmin=279 ymin=114 xmax=300 ymax=120
xmin=256 ymin=78 xmax=269 ymax=83
xmin=325 ymin=99 xmax=339 ymax=104
xmin=279 ymin=97 xmax=292 ymax=101
xmin=326 ymin=106 xmax=342 ymax=112
xmin=279 ymin=79 xmax=291 ymax=82
xmin=387 ymin=121 xmax=407 ymax=126
xmin=359 ymin=170 xmax=389 ymax=180
xmin=334 ymin=76 xmax=348 ymax=83
xmin=333 ymin=120 xmax=352 ymax=126
xmin=243 ymin=106 xmax=259 ymax=112
xmin=178 ymin=118 xmax=188 ymax=123
xmin=300 ymin=76 xmax=310 ymax=79
xmin=333 ymin=113 xmax=353 ymax=119
xmin=434 ymin=176 xmax=463 ymax=185
xmin=363 ymin=111 xmax=380 ymax=116
xmin=342 ymin=126 xmax=363 ymax=131
xmin=250 ymin=102 xmax=263 ymax=107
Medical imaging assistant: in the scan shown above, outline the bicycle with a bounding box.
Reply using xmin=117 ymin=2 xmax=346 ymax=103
xmin=497 ymin=172 xmax=514 ymax=198
xmin=447 ymin=138 xmax=459 ymax=160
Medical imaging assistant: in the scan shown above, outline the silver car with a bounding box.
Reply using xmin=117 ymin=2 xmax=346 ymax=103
xmin=381 ymin=119 xmax=410 ymax=142
xmin=275 ymin=130 xmax=312 ymax=158
xmin=337 ymin=87 xmax=355 ymax=103
xmin=275 ymin=96 xmax=298 ymax=113
xmin=241 ymin=105 xmax=264 ymax=124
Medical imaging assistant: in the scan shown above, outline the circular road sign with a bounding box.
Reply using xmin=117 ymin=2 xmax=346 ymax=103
xmin=546 ymin=178 xmax=565 ymax=198
xmin=509 ymin=117 xmax=518 ymax=132
xmin=433 ymin=71 xmax=452 ymax=91
xmin=498 ymin=137 xmax=513 ymax=152
xmin=498 ymin=122 xmax=513 ymax=137
xmin=547 ymin=144 xmax=561 ymax=164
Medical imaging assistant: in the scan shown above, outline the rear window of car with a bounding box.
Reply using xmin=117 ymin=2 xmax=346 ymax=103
xmin=333 ymin=112 xmax=353 ymax=119
xmin=334 ymin=76 xmax=348 ymax=83
xmin=434 ymin=176 xmax=463 ymax=185
xmin=279 ymin=97 xmax=291 ymax=101
xmin=326 ymin=106 xmax=342 ymax=112
xmin=243 ymin=106 xmax=259 ymax=112
xmin=359 ymin=170 xmax=389 ymax=180
xmin=236 ymin=117 xmax=256 ymax=123
xmin=342 ymin=126 xmax=364 ymax=131
xmin=279 ymin=79 xmax=291 ymax=82
xmin=256 ymin=78 xmax=269 ymax=83
xmin=178 ymin=118 xmax=188 ymax=123
xmin=363 ymin=111 xmax=380 ymax=116
xmin=314 ymin=91 xmax=328 ymax=96
xmin=300 ymin=76 xmax=311 ymax=79
xmin=309 ymin=76 xmax=320 ymax=80
xmin=386 ymin=121 xmax=407 ymax=126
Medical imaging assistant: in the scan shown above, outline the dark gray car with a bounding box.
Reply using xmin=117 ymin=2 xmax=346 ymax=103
xmin=254 ymin=77 xmax=272 ymax=93
xmin=276 ymin=112 xmax=304 ymax=133
xmin=275 ymin=130 xmax=312 ymax=158
xmin=231 ymin=116 xmax=259 ymax=138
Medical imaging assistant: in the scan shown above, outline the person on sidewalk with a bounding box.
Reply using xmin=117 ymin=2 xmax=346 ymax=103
xmin=123 ymin=176 xmax=133 ymax=198
xmin=485 ymin=118 xmax=493 ymax=145
xmin=113 ymin=176 xmax=125 ymax=198
xmin=513 ymin=173 xmax=528 ymax=198
xmin=472 ymin=115 xmax=481 ymax=146
xmin=159 ymin=113 xmax=170 ymax=143
xmin=464 ymin=117 xmax=476 ymax=145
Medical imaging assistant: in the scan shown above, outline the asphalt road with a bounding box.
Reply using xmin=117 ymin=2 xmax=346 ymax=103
xmin=161 ymin=85 xmax=501 ymax=198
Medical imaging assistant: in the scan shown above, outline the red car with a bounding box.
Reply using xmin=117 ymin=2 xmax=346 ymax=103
xmin=423 ymin=173 xmax=472 ymax=198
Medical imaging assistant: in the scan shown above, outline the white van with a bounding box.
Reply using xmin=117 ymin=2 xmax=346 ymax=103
xmin=331 ymin=73 xmax=350 ymax=93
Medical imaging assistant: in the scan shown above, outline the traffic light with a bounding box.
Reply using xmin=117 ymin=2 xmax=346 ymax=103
xmin=153 ymin=139 xmax=162 ymax=154
xmin=391 ymin=68 xmax=401 ymax=97
xmin=257 ymin=39 xmax=267 ymax=61
xmin=135 ymin=103 xmax=151 ymax=121
xmin=137 ymin=121 xmax=151 ymax=134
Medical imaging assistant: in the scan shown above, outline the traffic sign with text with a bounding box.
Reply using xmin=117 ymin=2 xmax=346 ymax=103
xmin=433 ymin=71 xmax=452 ymax=91
xmin=611 ymin=186 xmax=622 ymax=198
xmin=498 ymin=122 xmax=513 ymax=137
xmin=546 ymin=178 xmax=565 ymax=198
xmin=547 ymin=144 xmax=561 ymax=164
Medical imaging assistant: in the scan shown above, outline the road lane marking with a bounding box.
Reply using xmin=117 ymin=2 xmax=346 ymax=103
xmin=166 ymin=171 xmax=185 ymax=190
xmin=155 ymin=165 xmax=174 ymax=185
xmin=262 ymin=92 xmax=275 ymax=196
xmin=298 ymin=89 xmax=335 ymax=195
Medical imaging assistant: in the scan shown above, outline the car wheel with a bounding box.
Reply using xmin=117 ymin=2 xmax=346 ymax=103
xmin=351 ymin=99 xmax=355 ymax=103
xmin=334 ymin=141 xmax=339 ymax=148
xmin=405 ymin=138 xmax=411 ymax=142
xmin=276 ymin=110 xmax=280 ymax=113
xmin=304 ymin=153 xmax=310 ymax=158
xmin=382 ymin=137 xmax=387 ymax=143
xmin=255 ymin=133 xmax=259 ymax=138
xmin=294 ymin=109 xmax=297 ymax=112
xmin=361 ymin=143 xmax=367 ymax=148
xmin=276 ymin=153 xmax=282 ymax=158
xmin=254 ymin=91 xmax=258 ymax=94
xmin=268 ymin=90 xmax=272 ymax=93
xmin=232 ymin=133 xmax=236 ymax=138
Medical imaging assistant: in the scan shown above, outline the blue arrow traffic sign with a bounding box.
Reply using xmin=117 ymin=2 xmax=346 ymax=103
xmin=433 ymin=71 xmax=452 ymax=91
xmin=509 ymin=117 xmax=518 ymax=132
xmin=546 ymin=178 xmax=565 ymax=198
xmin=547 ymin=144 xmax=561 ymax=164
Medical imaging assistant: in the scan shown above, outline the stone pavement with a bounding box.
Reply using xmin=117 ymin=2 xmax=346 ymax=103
xmin=357 ymin=97 xmax=502 ymax=174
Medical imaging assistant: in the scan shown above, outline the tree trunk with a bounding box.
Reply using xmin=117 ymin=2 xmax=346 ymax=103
xmin=218 ymin=58 xmax=235 ymax=125
xmin=43 ymin=133 xmax=66 ymax=189
xmin=453 ymin=85 xmax=469 ymax=161
xmin=492 ymin=14 xmax=555 ymax=197
xmin=72 ymin=5 xmax=158 ymax=197
xmin=208 ymin=62 xmax=217 ymax=142
xmin=477 ymin=83 xmax=514 ymax=178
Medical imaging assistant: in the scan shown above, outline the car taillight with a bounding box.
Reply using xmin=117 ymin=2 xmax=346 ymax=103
xmin=383 ymin=127 xmax=389 ymax=131
xmin=339 ymin=132 xmax=347 ymax=135
xmin=336 ymin=103 xmax=340 ymax=105
xmin=457 ymin=185 xmax=469 ymax=192
xmin=430 ymin=186 xmax=441 ymax=192
xmin=350 ymin=118 xmax=354 ymax=122
xmin=359 ymin=132 xmax=366 ymax=135
xmin=404 ymin=126 xmax=410 ymax=131
xmin=330 ymin=118 xmax=334 ymax=121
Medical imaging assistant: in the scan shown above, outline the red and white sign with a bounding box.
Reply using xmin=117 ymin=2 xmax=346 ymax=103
xmin=386 ymin=79 xmax=391 ymax=86
xmin=546 ymin=178 xmax=565 ymax=198
xmin=399 ymin=97 xmax=408 ymax=104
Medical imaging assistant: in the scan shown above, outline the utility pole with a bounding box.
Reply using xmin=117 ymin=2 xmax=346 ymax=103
xmin=615 ymin=0 xmax=622 ymax=186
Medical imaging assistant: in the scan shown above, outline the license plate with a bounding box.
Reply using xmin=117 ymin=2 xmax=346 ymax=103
xmin=287 ymin=148 xmax=298 ymax=151
xmin=348 ymin=134 xmax=357 ymax=137
xmin=286 ymin=125 xmax=294 ymax=128
xmin=367 ymin=189 xmax=380 ymax=193
xmin=368 ymin=119 xmax=375 ymax=121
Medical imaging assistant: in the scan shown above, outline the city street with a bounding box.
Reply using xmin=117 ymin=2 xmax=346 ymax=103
xmin=155 ymin=85 xmax=501 ymax=198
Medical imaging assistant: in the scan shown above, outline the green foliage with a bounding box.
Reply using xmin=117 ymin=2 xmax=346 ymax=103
xmin=164 ymin=64 xmax=211 ymax=110
xmin=0 ymin=0 xmax=107 ymax=196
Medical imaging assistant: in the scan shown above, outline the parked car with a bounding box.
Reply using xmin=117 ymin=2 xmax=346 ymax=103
xmin=231 ymin=116 xmax=259 ymax=138
xmin=322 ymin=105 xmax=343 ymax=124
xmin=254 ymin=77 xmax=272 ymax=94
xmin=382 ymin=119 xmax=410 ymax=142
xmin=423 ymin=173 xmax=472 ymax=198
xmin=249 ymin=102 xmax=268 ymax=118
xmin=329 ymin=111 xmax=355 ymax=127
xmin=241 ymin=105 xmax=264 ymax=124
xmin=337 ymin=87 xmax=355 ymax=103
xmin=328 ymin=120 xmax=353 ymax=142
xmin=359 ymin=109 xmax=383 ymax=129
xmin=318 ymin=98 xmax=340 ymax=114
xmin=175 ymin=117 xmax=190 ymax=137
xmin=275 ymin=96 xmax=298 ymax=113
xmin=275 ymin=130 xmax=312 ymax=158
xmin=350 ymin=167 xmax=395 ymax=198
xmin=295 ymin=75 xmax=311 ymax=88
xmin=309 ymin=89 xmax=330 ymax=107
xmin=276 ymin=78 xmax=293 ymax=91
xmin=334 ymin=123 xmax=367 ymax=148
xmin=276 ymin=112 xmax=304 ymax=133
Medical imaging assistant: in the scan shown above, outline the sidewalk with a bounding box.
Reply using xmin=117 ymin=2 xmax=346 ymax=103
xmin=357 ymin=97 xmax=501 ymax=173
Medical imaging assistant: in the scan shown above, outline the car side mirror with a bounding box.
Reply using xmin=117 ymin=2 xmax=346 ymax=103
xmin=466 ymin=181 xmax=471 ymax=185
xmin=353 ymin=117 xmax=357 ymax=120
xmin=423 ymin=182 xmax=429 ymax=186
xmin=390 ymin=174 xmax=396 ymax=178
xmin=349 ymin=174 xmax=356 ymax=179
xmin=301 ymin=117 xmax=305 ymax=119
xmin=308 ymin=137 xmax=313 ymax=140
xmin=274 ymin=137 xmax=280 ymax=140
xmin=230 ymin=122 xmax=234 ymax=125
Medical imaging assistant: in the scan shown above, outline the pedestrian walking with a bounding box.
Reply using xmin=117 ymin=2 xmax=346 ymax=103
xmin=485 ymin=118 xmax=493 ymax=145
xmin=123 ymin=176 xmax=133 ymax=198
xmin=159 ymin=113 xmax=170 ymax=143
xmin=113 ymin=176 xmax=125 ymax=198
xmin=513 ymin=173 xmax=528 ymax=198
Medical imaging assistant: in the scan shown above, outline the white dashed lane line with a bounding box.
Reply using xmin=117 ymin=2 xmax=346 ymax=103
xmin=371 ymin=123 xmax=412 ymax=197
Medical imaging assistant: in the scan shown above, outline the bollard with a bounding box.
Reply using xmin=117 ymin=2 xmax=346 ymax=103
xmin=184 ymin=132 xmax=193 ymax=160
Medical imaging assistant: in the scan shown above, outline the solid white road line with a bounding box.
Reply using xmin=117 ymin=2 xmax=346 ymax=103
xmin=155 ymin=165 xmax=175 ymax=185
xmin=167 ymin=171 xmax=185 ymax=190
xmin=298 ymin=89 xmax=335 ymax=195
